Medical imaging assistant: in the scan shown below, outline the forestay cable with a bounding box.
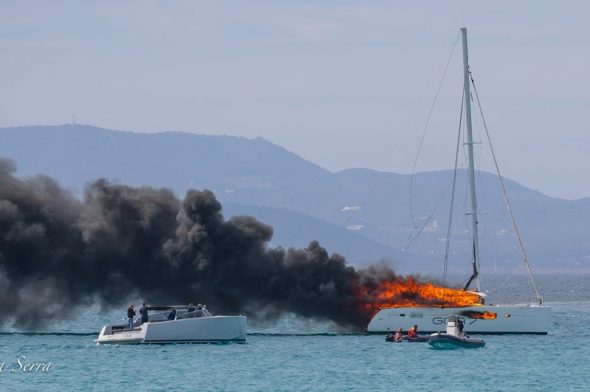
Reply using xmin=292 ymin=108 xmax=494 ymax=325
xmin=442 ymin=85 xmax=465 ymax=285
xmin=469 ymin=71 xmax=543 ymax=305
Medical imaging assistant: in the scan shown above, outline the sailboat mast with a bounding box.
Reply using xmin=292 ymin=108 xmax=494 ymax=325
xmin=461 ymin=27 xmax=481 ymax=292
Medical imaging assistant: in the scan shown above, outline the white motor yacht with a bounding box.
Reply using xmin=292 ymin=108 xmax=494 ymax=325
xmin=95 ymin=305 xmax=247 ymax=344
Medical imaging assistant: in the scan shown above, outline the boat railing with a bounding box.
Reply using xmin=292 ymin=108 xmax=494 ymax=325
xmin=138 ymin=308 xmax=213 ymax=323
xmin=176 ymin=308 xmax=213 ymax=319
xmin=112 ymin=307 xmax=216 ymax=328
xmin=108 ymin=307 xmax=216 ymax=334
xmin=146 ymin=311 xmax=171 ymax=322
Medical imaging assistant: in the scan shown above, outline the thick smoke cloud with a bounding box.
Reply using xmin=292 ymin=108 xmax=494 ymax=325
xmin=0 ymin=159 xmax=396 ymax=330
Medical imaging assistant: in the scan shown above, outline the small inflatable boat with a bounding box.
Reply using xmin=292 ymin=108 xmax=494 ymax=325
xmin=385 ymin=334 xmax=428 ymax=342
xmin=428 ymin=315 xmax=485 ymax=349
xmin=428 ymin=332 xmax=485 ymax=349
xmin=385 ymin=334 xmax=402 ymax=342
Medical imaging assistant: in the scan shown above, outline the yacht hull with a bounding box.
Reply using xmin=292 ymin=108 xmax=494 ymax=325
xmin=95 ymin=315 xmax=247 ymax=344
xmin=367 ymin=305 xmax=550 ymax=334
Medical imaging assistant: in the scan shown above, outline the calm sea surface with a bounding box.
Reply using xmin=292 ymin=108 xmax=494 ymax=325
xmin=1 ymin=273 xmax=588 ymax=391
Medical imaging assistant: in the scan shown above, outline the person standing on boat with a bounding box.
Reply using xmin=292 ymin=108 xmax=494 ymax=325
xmin=457 ymin=319 xmax=465 ymax=335
xmin=168 ymin=308 xmax=177 ymax=321
xmin=139 ymin=302 xmax=149 ymax=324
xmin=127 ymin=304 xmax=136 ymax=330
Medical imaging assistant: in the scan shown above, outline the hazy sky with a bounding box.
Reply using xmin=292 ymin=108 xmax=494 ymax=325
xmin=1 ymin=1 xmax=589 ymax=199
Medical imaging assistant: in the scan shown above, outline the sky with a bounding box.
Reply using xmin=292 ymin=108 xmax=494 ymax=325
xmin=1 ymin=1 xmax=589 ymax=199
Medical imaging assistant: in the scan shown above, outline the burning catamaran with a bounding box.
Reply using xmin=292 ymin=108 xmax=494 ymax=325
xmin=366 ymin=28 xmax=550 ymax=335
xmin=364 ymin=276 xmax=549 ymax=334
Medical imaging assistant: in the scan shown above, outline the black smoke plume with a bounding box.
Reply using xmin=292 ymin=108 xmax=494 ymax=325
xmin=0 ymin=159 xmax=395 ymax=330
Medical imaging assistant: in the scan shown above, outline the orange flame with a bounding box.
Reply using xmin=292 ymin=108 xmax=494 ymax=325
xmin=460 ymin=311 xmax=497 ymax=320
xmin=358 ymin=276 xmax=482 ymax=317
xmin=478 ymin=312 xmax=496 ymax=320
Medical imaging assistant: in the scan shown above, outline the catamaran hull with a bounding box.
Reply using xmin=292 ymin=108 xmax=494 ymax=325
xmin=96 ymin=315 xmax=247 ymax=344
xmin=367 ymin=305 xmax=550 ymax=334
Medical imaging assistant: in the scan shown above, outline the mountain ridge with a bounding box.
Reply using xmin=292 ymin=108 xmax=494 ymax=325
xmin=1 ymin=124 xmax=588 ymax=272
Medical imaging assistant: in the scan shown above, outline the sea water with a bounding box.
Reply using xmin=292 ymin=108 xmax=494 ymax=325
xmin=0 ymin=273 xmax=588 ymax=392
